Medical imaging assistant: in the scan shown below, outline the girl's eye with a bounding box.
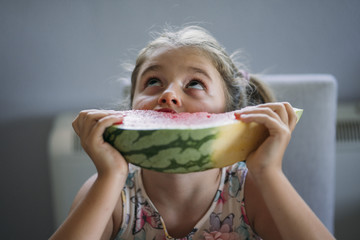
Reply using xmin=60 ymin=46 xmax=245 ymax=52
xmin=187 ymin=80 xmax=205 ymax=90
xmin=145 ymin=78 xmax=162 ymax=87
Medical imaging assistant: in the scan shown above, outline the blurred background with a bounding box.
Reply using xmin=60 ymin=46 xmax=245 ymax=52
xmin=1 ymin=0 xmax=359 ymax=239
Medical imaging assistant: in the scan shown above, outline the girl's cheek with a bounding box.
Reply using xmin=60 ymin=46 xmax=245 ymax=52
xmin=132 ymin=96 xmax=157 ymax=110
xmin=197 ymin=99 xmax=227 ymax=113
xmin=143 ymin=86 xmax=162 ymax=95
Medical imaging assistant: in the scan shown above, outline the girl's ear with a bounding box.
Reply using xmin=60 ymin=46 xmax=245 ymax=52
xmin=246 ymin=76 xmax=276 ymax=105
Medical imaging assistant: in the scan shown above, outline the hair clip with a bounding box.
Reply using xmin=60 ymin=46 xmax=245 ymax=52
xmin=238 ymin=70 xmax=250 ymax=82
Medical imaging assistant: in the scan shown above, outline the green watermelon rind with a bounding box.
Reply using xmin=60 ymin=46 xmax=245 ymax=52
xmin=103 ymin=126 xmax=219 ymax=173
xmin=103 ymin=108 xmax=304 ymax=173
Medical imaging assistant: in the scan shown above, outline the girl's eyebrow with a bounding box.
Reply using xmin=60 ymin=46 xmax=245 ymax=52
xmin=139 ymin=65 xmax=162 ymax=79
xmin=139 ymin=64 xmax=212 ymax=81
xmin=188 ymin=67 xmax=212 ymax=81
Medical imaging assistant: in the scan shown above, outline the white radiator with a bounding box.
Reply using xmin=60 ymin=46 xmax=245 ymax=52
xmin=48 ymin=113 xmax=96 ymax=228
xmin=335 ymin=102 xmax=360 ymax=216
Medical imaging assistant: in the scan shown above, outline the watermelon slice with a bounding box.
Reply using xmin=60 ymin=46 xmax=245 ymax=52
xmin=103 ymin=108 xmax=303 ymax=173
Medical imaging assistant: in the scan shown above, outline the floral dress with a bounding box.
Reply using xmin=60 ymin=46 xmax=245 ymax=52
xmin=114 ymin=162 xmax=261 ymax=240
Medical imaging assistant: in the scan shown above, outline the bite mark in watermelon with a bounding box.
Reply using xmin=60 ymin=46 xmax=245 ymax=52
xmin=103 ymin=108 xmax=303 ymax=173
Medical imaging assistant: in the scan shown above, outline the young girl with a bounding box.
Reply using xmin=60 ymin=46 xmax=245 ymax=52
xmin=50 ymin=26 xmax=334 ymax=240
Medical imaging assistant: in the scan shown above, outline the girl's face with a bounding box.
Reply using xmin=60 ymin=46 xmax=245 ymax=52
xmin=132 ymin=47 xmax=227 ymax=113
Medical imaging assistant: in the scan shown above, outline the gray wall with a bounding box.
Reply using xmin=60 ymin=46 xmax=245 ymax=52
xmin=1 ymin=0 xmax=359 ymax=239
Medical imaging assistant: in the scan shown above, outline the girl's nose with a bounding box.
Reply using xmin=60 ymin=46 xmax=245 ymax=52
xmin=158 ymin=90 xmax=181 ymax=106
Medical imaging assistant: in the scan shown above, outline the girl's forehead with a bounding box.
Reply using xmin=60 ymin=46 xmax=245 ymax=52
xmin=142 ymin=46 xmax=216 ymax=70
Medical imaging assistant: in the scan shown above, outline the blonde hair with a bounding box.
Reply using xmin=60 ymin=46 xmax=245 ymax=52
xmin=129 ymin=26 xmax=274 ymax=110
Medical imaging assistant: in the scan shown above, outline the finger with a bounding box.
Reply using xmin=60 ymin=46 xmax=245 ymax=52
xmin=88 ymin=115 xmax=124 ymax=144
xmin=283 ymin=102 xmax=297 ymax=131
xmin=238 ymin=113 xmax=289 ymax=137
xmin=72 ymin=116 xmax=80 ymax=136
xmin=236 ymin=106 xmax=282 ymax=123
xmin=73 ymin=111 xmax=102 ymax=139
xmin=257 ymin=103 xmax=289 ymax=126
xmin=72 ymin=110 xmax=121 ymax=137
xmin=82 ymin=110 xmax=118 ymax=122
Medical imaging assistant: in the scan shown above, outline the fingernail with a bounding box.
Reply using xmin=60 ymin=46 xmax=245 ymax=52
xmin=240 ymin=114 xmax=249 ymax=119
xmin=114 ymin=120 xmax=123 ymax=125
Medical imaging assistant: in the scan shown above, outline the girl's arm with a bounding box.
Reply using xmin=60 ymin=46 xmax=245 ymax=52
xmin=50 ymin=110 xmax=128 ymax=240
xmin=237 ymin=103 xmax=334 ymax=240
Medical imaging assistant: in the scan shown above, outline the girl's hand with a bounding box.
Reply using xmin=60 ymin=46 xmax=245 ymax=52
xmin=72 ymin=110 xmax=128 ymax=177
xmin=235 ymin=102 xmax=298 ymax=176
xmin=237 ymin=103 xmax=335 ymax=240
